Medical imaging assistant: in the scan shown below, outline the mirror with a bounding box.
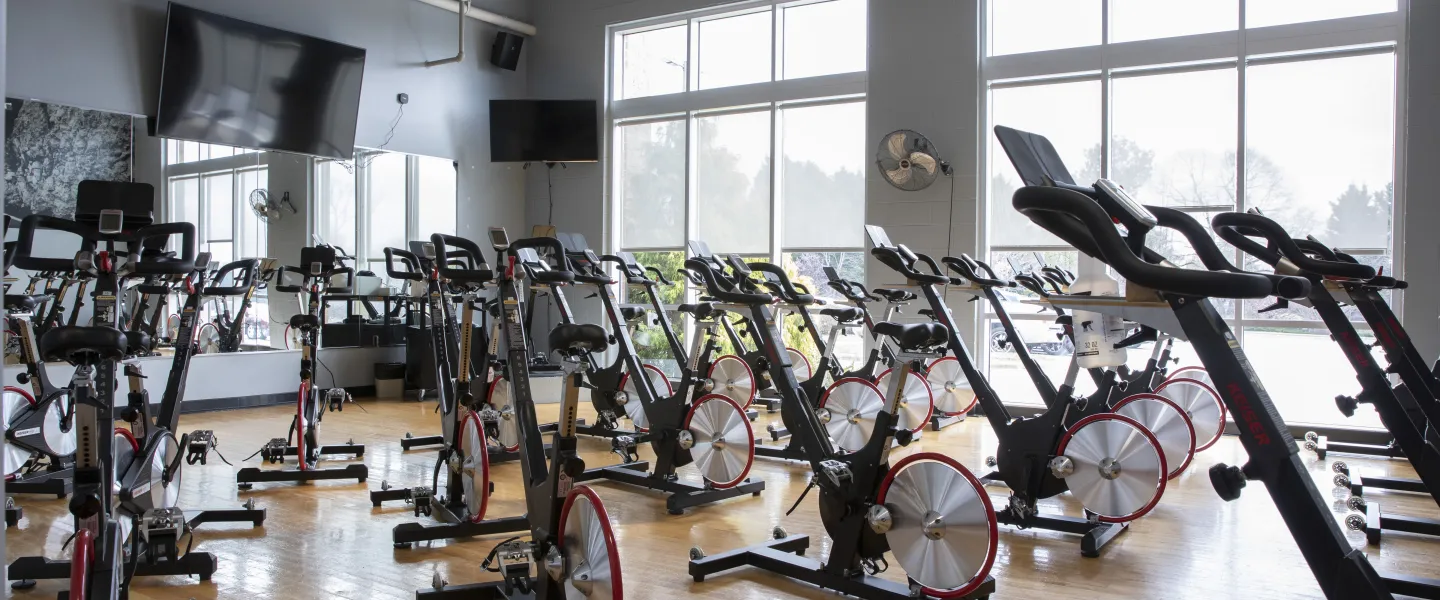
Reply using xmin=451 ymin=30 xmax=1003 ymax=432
xmin=2 ymin=99 xmax=460 ymax=358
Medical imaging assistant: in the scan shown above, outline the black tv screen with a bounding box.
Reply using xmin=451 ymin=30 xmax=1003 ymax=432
xmin=490 ymin=100 xmax=599 ymax=163
xmin=155 ymin=3 xmax=366 ymax=160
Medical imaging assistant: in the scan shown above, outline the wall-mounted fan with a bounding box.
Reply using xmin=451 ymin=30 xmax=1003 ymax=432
xmin=248 ymin=189 xmax=296 ymax=222
xmin=876 ymin=130 xmax=951 ymax=191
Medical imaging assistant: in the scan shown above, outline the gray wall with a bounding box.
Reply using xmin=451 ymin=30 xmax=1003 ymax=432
xmin=865 ymin=0 xmax=980 ymax=340
xmin=524 ymin=0 xmax=736 ymax=345
xmin=8 ymin=0 xmax=532 ymax=252
xmin=1402 ymin=2 xmax=1440 ymax=359
xmin=9 ymin=0 xmax=534 ymax=351
xmin=2 ymin=0 xmax=8 ymax=570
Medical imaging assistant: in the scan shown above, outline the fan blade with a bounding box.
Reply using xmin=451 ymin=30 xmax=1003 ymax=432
xmin=877 ymin=157 xmax=903 ymax=172
xmin=886 ymin=166 xmax=913 ymax=186
xmin=910 ymin=152 xmax=938 ymax=175
xmin=885 ymin=132 xmax=907 ymax=161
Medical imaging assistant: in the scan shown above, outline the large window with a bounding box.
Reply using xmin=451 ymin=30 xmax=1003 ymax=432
xmin=610 ymin=0 xmax=868 ymax=369
xmin=163 ymin=140 xmax=270 ymax=344
xmin=982 ymin=3 xmax=1401 ymax=429
xmin=313 ymin=152 xmax=458 ymax=281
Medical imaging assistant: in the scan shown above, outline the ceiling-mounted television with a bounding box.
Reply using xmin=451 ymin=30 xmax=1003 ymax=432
xmin=490 ymin=100 xmax=599 ymax=163
xmin=155 ymin=2 xmax=367 ymax=160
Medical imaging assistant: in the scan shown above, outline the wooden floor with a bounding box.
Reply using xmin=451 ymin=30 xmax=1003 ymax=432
xmin=6 ymin=398 xmax=1439 ymax=600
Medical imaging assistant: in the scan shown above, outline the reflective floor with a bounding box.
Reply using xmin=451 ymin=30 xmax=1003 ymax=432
xmin=5 ymin=398 xmax=1436 ymax=599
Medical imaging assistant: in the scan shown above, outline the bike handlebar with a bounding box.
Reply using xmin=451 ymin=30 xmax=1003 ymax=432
xmin=431 ymin=234 xmax=493 ymax=284
xmin=383 ymin=247 xmax=424 ymax=282
xmin=684 ymin=258 xmax=775 ymax=305
xmin=943 ymin=254 xmax=1013 ymax=288
xmin=205 ymin=258 xmax=260 ymax=297
xmin=746 ymin=261 xmax=815 ymax=305
xmin=1013 ymin=186 xmax=1308 ymax=300
xmin=1212 ymin=212 xmax=1376 ymax=280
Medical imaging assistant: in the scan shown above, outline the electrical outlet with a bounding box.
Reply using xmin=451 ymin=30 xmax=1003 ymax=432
xmin=397 ymin=93 xmax=410 ymax=105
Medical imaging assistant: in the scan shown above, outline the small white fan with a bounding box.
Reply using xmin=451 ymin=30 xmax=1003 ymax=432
xmin=876 ymin=130 xmax=951 ymax=192
xmin=248 ymin=189 xmax=296 ymax=222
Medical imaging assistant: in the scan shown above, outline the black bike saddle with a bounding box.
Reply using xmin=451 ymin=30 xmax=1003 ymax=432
xmin=819 ymin=306 xmax=863 ymax=323
xmin=872 ymin=321 xmax=948 ymax=350
xmin=872 ymin=288 xmax=917 ymax=302
xmin=549 ymin=323 xmax=608 ymax=355
xmin=40 ymin=325 xmax=127 ymax=363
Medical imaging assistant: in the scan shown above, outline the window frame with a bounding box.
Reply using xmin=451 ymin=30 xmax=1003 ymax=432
xmin=606 ymin=0 xmax=870 ymax=358
xmin=311 ymin=152 xmax=460 ymax=278
xmin=162 ymin=142 xmax=273 ymax=343
xmin=978 ymin=1 xmax=1407 ymax=426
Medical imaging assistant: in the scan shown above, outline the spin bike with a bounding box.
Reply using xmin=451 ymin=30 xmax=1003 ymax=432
xmin=821 ymin=269 xmax=968 ymax=433
xmin=944 ymin=253 xmax=1199 ymax=479
xmin=1210 ymin=212 xmax=1440 ymax=546
xmin=383 ymin=243 xmax=521 ymax=460
xmin=196 ymin=258 xmax=275 ymax=353
xmin=1009 ymin=258 xmax=1224 ymax=453
xmin=235 ymin=245 xmax=367 ymax=488
xmin=417 ymin=227 xmax=623 ymax=600
xmin=564 ymin=241 xmax=728 ymax=440
xmin=3 ymin=229 xmax=77 ymax=505
xmin=543 ymin=234 xmax=765 ymax=514
xmin=1003 ymin=136 xmax=1438 ymax=598
xmin=7 ymin=181 xmax=264 ymax=599
xmin=867 ymin=223 xmax=1169 ymax=556
xmin=376 ymin=238 xmax=534 ymax=548
xmin=686 ymin=252 xmax=998 ymax=600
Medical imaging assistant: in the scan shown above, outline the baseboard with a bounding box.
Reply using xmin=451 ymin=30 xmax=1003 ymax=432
xmin=175 ymin=392 xmax=294 ymax=414
xmin=171 ymin=384 xmax=377 ymax=414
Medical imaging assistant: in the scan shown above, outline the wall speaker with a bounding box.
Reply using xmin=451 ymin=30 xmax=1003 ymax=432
xmin=491 ymin=32 xmax=524 ymax=71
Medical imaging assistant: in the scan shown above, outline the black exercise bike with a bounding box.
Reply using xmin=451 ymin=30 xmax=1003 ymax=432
xmin=235 ymin=245 xmax=367 ymax=489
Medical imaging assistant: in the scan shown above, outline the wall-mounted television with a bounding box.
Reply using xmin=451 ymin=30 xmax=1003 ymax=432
xmin=154 ymin=2 xmax=367 ymax=160
xmin=490 ymin=100 xmax=599 ymax=163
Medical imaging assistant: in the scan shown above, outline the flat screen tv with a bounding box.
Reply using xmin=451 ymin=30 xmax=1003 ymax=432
xmin=490 ymin=100 xmax=599 ymax=163
xmin=155 ymin=3 xmax=366 ymax=160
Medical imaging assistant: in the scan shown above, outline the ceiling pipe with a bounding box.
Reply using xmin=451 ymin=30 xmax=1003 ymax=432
xmin=425 ymin=0 xmax=469 ymax=67
xmin=413 ymin=0 xmax=538 ymax=37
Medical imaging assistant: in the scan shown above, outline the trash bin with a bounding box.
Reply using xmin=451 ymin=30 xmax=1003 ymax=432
xmin=374 ymin=362 xmax=406 ymax=399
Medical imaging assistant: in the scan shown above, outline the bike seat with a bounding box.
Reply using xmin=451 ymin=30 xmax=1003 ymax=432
xmin=873 ymin=288 xmax=917 ymax=302
xmin=125 ymin=331 xmax=151 ymax=355
xmin=289 ymin=314 xmax=321 ymax=330
xmin=620 ymin=307 xmax=646 ymax=322
xmin=819 ymin=306 xmax=863 ymax=323
xmin=549 ymin=323 xmax=608 ymax=354
xmin=3 ymin=294 xmax=44 ymax=312
xmin=39 ymin=325 xmax=128 ymax=363
xmin=872 ymin=321 xmax=948 ymax=350
xmin=678 ymin=303 xmax=715 ymax=318
xmin=918 ymin=309 xmax=935 ymax=318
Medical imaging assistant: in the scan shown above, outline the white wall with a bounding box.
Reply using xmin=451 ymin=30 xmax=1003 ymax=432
xmin=4 ymin=346 xmax=403 ymax=406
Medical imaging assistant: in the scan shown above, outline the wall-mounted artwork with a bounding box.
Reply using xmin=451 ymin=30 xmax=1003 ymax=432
xmin=4 ymin=98 xmax=133 ymax=218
